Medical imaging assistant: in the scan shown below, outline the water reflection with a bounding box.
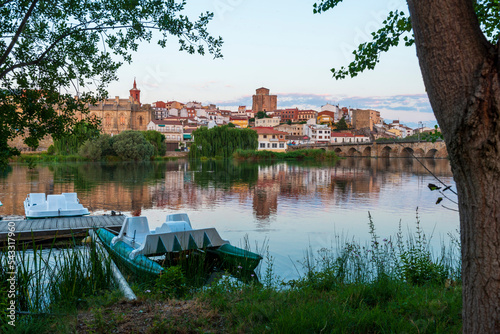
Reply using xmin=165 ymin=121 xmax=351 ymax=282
xmin=0 ymin=159 xmax=454 ymax=221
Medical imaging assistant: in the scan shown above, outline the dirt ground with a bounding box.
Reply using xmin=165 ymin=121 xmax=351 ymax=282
xmin=75 ymin=298 xmax=225 ymax=334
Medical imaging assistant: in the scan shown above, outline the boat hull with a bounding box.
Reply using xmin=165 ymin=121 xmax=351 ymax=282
xmin=95 ymin=228 xmax=164 ymax=276
xmin=210 ymin=244 xmax=262 ymax=272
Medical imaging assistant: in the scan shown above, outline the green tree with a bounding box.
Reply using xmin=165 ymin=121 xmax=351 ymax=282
xmin=0 ymin=0 xmax=222 ymax=167
xmin=286 ymin=119 xmax=292 ymax=125
xmin=256 ymin=111 xmax=268 ymax=119
xmin=189 ymin=125 xmax=258 ymax=159
xmin=334 ymin=117 xmax=348 ymax=131
xmin=315 ymin=0 xmax=500 ymax=331
xmin=111 ymin=131 xmax=154 ymax=161
xmin=142 ymin=130 xmax=167 ymax=156
xmin=53 ymin=120 xmax=100 ymax=155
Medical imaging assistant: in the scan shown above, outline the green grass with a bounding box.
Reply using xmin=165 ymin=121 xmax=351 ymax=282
xmin=233 ymin=148 xmax=339 ymax=161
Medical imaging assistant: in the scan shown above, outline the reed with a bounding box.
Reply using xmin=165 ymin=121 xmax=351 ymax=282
xmin=0 ymin=236 xmax=115 ymax=332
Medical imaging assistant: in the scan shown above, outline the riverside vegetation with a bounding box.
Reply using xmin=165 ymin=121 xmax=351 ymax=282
xmin=0 ymin=214 xmax=462 ymax=333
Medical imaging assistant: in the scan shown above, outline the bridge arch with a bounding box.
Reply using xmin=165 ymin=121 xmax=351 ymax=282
xmin=400 ymin=147 xmax=414 ymax=158
xmin=347 ymin=147 xmax=361 ymax=157
xmin=425 ymin=148 xmax=438 ymax=158
xmin=362 ymin=146 xmax=372 ymax=157
xmin=334 ymin=147 xmax=344 ymax=157
xmin=381 ymin=146 xmax=392 ymax=158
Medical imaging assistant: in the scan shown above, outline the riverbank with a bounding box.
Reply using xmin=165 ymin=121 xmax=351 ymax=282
xmin=9 ymin=151 xmax=188 ymax=164
xmin=233 ymin=148 xmax=338 ymax=161
xmin=2 ymin=219 xmax=462 ymax=333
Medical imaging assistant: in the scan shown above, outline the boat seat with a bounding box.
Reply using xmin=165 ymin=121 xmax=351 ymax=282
xmin=47 ymin=195 xmax=67 ymax=211
xmin=154 ymin=221 xmax=192 ymax=234
xmin=165 ymin=213 xmax=192 ymax=227
xmin=62 ymin=193 xmax=78 ymax=203
xmin=112 ymin=216 xmax=150 ymax=246
xmin=28 ymin=193 xmax=46 ymax=206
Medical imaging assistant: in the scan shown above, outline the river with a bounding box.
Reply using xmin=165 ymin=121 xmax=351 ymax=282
xmin=0 ymin=158 xmax=459 ymax=280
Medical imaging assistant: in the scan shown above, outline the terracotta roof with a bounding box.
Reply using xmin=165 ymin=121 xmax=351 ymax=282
xmin=251 ymin=127 xmax=289 ymax=136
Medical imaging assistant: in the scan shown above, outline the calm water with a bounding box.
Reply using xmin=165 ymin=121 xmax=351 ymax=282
xmin=0 ymin=158 xmax=459 ymax=280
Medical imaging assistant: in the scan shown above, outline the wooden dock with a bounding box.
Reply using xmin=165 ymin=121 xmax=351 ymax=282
xmin=0 ymin=215 xmax=124 ymax=245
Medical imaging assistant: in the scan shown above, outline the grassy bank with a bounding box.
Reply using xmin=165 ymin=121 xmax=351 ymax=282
xmin=10 ymin=153 xmax=184 ymax=165
xmin=2 ymin=216 xmax=462 ymax=333
xmin=233 ymin=149 xmax=339 ymax=161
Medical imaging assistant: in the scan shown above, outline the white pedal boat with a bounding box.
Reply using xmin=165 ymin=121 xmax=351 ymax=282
xmin=24 ymin=193 xmax=90 ymax=219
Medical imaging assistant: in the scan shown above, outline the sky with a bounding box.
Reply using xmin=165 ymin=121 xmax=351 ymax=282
xmin=106 ymin=0 xmax=436 ymax=127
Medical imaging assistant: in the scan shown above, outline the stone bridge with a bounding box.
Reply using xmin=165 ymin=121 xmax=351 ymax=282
xmin=289 ymin=140 xmax=448 ymax=158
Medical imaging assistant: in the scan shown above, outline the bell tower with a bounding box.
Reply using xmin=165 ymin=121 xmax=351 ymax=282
xmin=129 ymin=78 xmax=141 ymax=104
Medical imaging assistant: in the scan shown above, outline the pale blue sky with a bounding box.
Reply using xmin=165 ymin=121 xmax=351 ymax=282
xmin=106 ymin=0 xmax=435 ymax=125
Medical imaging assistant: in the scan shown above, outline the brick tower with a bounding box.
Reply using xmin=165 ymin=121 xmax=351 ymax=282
xmin=129 ymin=78 xmax=141 ymax=104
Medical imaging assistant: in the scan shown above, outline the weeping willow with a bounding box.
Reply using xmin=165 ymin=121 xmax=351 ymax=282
xmin=189 ymin=126 xmax=258 ymax=159
xmin=53 ymin=121 xmax=100 ymax=155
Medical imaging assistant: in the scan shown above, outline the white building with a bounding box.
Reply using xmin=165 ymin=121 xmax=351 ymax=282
xmin=303 ymin=123 xmax=331 ymax=143
xmin=255 ymin=117 xmax=280 ymax=127
xmin=147 ymin=120 xmax=183 ymax=142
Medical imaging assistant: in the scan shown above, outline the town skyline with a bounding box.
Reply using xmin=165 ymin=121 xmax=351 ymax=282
xmin=101 ymin=0 xmax=435 ymax=128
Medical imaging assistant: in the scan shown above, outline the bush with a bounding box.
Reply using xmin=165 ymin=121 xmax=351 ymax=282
xmin=47 ymin=145 xmax=56 ymax=155
xmin=78 ymin=134 xmax=114 ymax=161
xmin=79 ymin=140 xmax=102 ymax=161
xmin=142 ymin=130 xmax=167 ymax=156
xmin=111 ymin=131 xmax=154 ymax=161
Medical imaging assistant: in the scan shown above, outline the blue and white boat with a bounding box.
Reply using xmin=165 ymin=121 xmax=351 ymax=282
xmin=95 ymin=213 xmax=262 ymax=276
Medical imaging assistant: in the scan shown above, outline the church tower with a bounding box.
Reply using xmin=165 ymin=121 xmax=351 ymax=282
xmin=129 ymin=78 xmax=141 ymax=104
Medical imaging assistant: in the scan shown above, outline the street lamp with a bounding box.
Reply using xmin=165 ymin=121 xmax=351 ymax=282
xmin=418 ymin=121 xmax=423 ymax=141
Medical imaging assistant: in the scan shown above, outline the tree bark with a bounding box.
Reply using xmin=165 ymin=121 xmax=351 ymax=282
xmin=406 ymin=0 xmax=500 ymax=332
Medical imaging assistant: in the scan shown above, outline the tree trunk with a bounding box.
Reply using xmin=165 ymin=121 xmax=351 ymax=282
xmin=406 ymin=0 xmax=500 ymax=332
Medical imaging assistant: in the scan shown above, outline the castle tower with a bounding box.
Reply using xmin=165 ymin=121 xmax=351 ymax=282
xmin=129 ymin=78 xmax=141 ymax=104
xmin=252 ymin=87 xmax=277 ymax=113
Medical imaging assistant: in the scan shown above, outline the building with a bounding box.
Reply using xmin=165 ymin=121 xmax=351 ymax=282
xmin=87 ymin=79 xmax=151 ymax=135
xmin=351 ymin=109 xmax=372 ymax=130
xmin=146 ymin=119 xmax=183 ymax=142
xmin=317 ymin=111 xmax=336 ymax=126
xmin=252 ymin=87 xmax=277 ymax=112
xmin=275 ymin=123 xmax=304 ymax=136
xmin=255 ymin=117 xmax=280 ymax=127
xmin=303 ymin=124 xmax=331 ymax=143
xmin=297 ymin=109 xmax=317 ymax=122
xmin=252 ymin=127 xmax=288 ymax=152
xmin=229 ymin=116 xmax=249 ymax=128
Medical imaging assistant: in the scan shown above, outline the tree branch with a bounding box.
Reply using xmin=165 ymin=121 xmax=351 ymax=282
xmin=0 ymin=0 xmax=39 ymax=66
xmin=0 ymin=23 xmax=162 ymax=80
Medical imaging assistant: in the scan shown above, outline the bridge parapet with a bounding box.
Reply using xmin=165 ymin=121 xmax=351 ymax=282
xmin=288 ymin=140 xmax=448 ymax=159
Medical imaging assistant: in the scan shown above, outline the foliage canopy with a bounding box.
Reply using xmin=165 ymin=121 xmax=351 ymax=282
xmin=313 ymin=0 xmax=499 ymax=79
xmin=0 ymin=0 xmax=222 ymax=167
xmin=189 ymin=126 xmax=258 ymax=159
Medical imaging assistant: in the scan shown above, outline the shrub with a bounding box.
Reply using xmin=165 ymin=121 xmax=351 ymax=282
xmin=142 ymin=130 xmax=167 ymax=156
xmin=47 ymin=145 xmax=56 ymax=155
xmin=111 ymin=131 xmax=154 ymax=161
xmin=79 ymin=140 xmax=102 ymax=161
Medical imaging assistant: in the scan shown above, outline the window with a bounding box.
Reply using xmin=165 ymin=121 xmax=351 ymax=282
xmin=272 ymin=143 xmax=277 ymax=148
xmin=260 ymin=143 xmax=266 ymax=148
xmin=279 ymin=143 xmax=284 ymax=148
xmin=263 ymin=135 xmax=267 ymax=138
xmin=267 ymin=143 xmax=270 ymax=148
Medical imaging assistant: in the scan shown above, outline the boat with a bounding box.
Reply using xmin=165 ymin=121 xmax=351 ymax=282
xmin=24 ymin=193 xmax=90 ymax=219
xmin=94 ymin=213 xmax=262 ymax=276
